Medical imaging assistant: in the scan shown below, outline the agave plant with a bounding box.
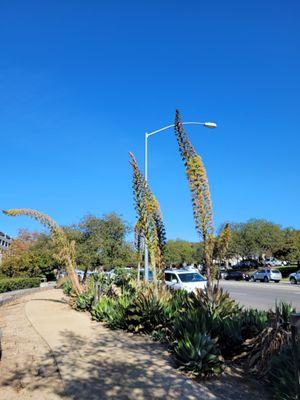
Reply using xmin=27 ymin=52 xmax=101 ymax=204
xmin=174 ymin=110 xmax=214 ymax=287
xmin=240 ymin=309 xmax=268 ymax=339
xmin=125 ymin=285 xmax=168 ymax=333
xmin=244 ymin=302 xmax=294 ymax=377
xmin=171 ymin=308 xmax=209 ymax=342
xmin=91 ymin=296 xmax=116 ymax=322
xmin=3 ymin=208 xmax=82 ymax=294
xmin=75 ymin=292 xmax=94 ymax=311
xmin=191 ymin=284 xmax=241 ymax=321
xmin=173 ymin=330 xmax=223 ymax=377
xmin=268 ymin=345 xmax=299 ymax=400
xmin=105 ymin=294 xmax=133 ymax=330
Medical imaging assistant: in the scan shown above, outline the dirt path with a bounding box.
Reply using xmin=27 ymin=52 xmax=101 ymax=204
xmin=0 ymin=289 xmax=269 ymax=400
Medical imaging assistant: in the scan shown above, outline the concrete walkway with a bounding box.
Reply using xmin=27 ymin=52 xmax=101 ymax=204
xmin=0 ymin=289 xmax=269 ymax=400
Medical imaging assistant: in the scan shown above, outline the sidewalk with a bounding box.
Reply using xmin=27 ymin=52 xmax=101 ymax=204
xmin=0 ymin=289 xmax=269 ymax=400
xmin=0 ymin=282 xmax=56 ymax=306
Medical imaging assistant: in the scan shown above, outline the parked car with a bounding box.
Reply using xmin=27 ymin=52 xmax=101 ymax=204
xmin=233 ymin=259 xmax=262 ymax=270
xmin=164 ymin=268 xmax=207 ymax=293
xmin=289 ymin=270 xmax=300 ymax=284
xmin=216 ymin=267 xmax=229 ymax=280
xmin=139 ymin=269 xmax=154 ymax=281
xmin=251 ymin=268 xmax=282 ymax=283
xmin=264 ymin=258 xmax=284 ymax=267
xmin=224 ymin=270 xmax=250 ymax=281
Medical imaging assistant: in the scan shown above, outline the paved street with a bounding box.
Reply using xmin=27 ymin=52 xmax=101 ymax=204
xmin=220 ymin=280 xmax=300 ymax=310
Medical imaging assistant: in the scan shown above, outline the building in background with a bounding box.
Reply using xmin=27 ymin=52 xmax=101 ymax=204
xmin=0 ymin=232 xmax=12 ymax=264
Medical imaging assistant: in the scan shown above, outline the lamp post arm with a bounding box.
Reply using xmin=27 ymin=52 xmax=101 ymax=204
xmin=147 ymin=121 xmax=207 ymax=138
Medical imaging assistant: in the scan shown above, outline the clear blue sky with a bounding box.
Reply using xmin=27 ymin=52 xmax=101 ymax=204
xmin=1 ymin=1 xmax=299 ymax=241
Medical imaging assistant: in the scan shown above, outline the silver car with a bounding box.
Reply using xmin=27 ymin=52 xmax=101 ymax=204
xmin=289 ymin=270 xmax=300 ymax=285
xmin=251 ymin=268 xmax=282 ymax=283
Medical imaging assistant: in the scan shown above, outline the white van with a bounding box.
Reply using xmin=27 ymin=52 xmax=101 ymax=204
xmin=164 ymin=268 xmax=207 ymax=293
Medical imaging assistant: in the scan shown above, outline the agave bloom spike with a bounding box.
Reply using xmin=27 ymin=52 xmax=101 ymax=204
xmin=129 ymin=153 xmax=166 ymax=281
xmin=174 ymin=110 xmax=214 ymax=286
xmin=218 ymin=223 xmax=231 ymax=262
xmin=3 ymin=208 xmax=83 ymax=294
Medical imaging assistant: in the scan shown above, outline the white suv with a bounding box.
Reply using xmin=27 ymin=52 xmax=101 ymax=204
xmin=251 ymin=268 xmax=282 ymax=283
xmin=264 ymin=258 xmax=284 ymax=267
xmin=164 ymin=268 xmax=207 ymax=293
xmin=289 ymin=270 xmax=300 ymax=285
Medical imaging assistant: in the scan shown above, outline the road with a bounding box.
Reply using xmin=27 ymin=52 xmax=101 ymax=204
xmin=220 ymin=280 xmax=300 ymax=310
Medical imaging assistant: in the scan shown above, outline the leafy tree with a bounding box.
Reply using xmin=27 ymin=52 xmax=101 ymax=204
xmin=0 ymin=230 xmax=58 ymax=278
xmin=275 ymin=228 xmax=300 ymax=261
xmin=164 ymin=239 xmax=195 ymax=266
xmin=227 ymin=219 xmax=285 ymax=259
xmin=67 ymin=213 xmax=137 ymax=271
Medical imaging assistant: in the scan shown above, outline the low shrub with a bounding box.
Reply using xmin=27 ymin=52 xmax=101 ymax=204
xmin=278 ymin=266 xmax=299 ymax=278
xmin=0 ymin=277 xmax=41 ymax=293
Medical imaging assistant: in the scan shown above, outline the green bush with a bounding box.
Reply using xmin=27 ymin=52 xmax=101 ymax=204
xmin=0 ymin=277 xmax=41 ymax=293
xmin=278 ymin=266 xmax=299 ymax=278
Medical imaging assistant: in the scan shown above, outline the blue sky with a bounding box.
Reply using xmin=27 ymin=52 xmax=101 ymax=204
xmin=1 ymin=1 xmax=299 ymax=241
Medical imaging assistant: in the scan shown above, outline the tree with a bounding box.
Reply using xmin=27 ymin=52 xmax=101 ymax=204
xmin=3 ymin=208 xmax=82 ymax=294
xmin=227 ymin=219 xmax=284 ymax=259
xmin=174 ymin=110 xmax=214 ymax=287
xmin=275 ymin=228 xmax=300 ymax=261
xmin=164 ymin=239 xmax=195 ymax=266
xmin=68 ymin=213 xmax=136 ymax=271
xmin=0 ymin=230 xmax=58 ymax=278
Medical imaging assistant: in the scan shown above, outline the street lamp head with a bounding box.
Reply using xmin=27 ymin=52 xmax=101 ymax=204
xmin=204 ymin=122 xmax=217 ymax=129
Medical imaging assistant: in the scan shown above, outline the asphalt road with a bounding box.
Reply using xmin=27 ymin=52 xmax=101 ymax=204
xmin=220 ymin=280 xmax=300 ymax=311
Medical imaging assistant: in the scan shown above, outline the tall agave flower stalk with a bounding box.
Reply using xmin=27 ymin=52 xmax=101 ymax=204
xmin=3 ymin=208 xmax=83 ymax=295
xmin=129 ymin=153 xmax=166 ymax=283
xmin=216 ymin=223 xmax=231 ymax=285
xmin=217 ymin=223 xmax=231 ymax=265
xmin=174 ymin=110 xmax=214 ymax=287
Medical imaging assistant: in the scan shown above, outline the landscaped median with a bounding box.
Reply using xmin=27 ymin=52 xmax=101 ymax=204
xmin=63 ymin=269 xmax=298 ymax=400
xmin=0 ymin=277 xmax=42 ymax=294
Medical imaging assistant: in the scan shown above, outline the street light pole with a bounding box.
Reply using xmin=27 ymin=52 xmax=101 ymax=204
xmin=144 ymin=132 xmax=149 ymax=281
xmin=143 ymin=120 xmax=217 ymax=282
